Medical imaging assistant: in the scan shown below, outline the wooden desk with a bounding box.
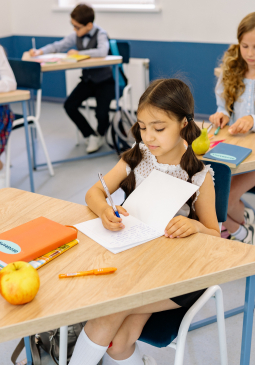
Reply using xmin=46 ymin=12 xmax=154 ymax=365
xmin=0 ymin=90 xmax=34 ymax=192
xmin=1 ymin=188 xmax=255 ymax=365
xmin=196 ymin=121 xmax=255 ymax=175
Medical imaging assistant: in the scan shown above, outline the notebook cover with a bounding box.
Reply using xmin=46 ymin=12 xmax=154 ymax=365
xmin=203 ymin=143 xmax=252 ymax=167
xmin=0 ymin=217 xmax=77 ymax=265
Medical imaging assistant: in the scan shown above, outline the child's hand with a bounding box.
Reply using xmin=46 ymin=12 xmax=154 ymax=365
xmin=164 ymin=216 xmax=199 ymax=238
xmin=67 ymin=49 xmax=79 ymax=55
xmin=229 ymin=115 xmax=254 ymax=134
xmin=101 ymin=206 xmax=129 ymax=231
xmin=209 ymin=112 xmax=229 ymax=128
xmin=29 ymin=49 xmax=43 ymax=57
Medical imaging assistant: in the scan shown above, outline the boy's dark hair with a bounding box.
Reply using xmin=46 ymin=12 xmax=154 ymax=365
xmin=120 ymin=78 xmax=204 ymax=220
xmin=71 ymin=3 xmax=95 ymax=26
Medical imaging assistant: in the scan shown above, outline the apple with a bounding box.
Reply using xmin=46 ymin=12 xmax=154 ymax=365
xmin=0 ymin=261 xmax=40 ymax=305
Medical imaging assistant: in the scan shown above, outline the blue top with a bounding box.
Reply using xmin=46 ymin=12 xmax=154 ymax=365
xmin=215 ymin=72 xmax=255 ymax=132
xmin=40 ymin=24 xmax=109 ymax=58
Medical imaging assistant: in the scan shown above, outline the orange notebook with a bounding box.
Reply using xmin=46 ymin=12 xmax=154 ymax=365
xmin=0 ymin=217 xmax=78 ymax=266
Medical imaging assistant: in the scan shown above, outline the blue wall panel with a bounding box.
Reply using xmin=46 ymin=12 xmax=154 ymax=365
xmin=1 ymin=35 xmax=229 ymax=114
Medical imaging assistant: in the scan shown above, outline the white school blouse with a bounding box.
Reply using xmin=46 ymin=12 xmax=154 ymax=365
xmin=126 ymin=143 xmax=214 ymax=217
xmin=0 ymin=46 xmax=17 ymax=93
xmin=216 ymin=72 xmax=255 ymax=131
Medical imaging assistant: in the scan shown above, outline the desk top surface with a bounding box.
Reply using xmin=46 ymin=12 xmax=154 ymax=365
xmin=22 ymin=52 xmax=122 ymax=72
xmin=0 ymin=90 xmax=30 ymax=104
xmin=196 ymin=121 xmax=255 ymax=174
xmin=1 ymin=188 xmax=255 ymax=342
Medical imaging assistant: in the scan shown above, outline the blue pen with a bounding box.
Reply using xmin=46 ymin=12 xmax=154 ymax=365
xmin=98 ymin=173 xmax=121 ymax=218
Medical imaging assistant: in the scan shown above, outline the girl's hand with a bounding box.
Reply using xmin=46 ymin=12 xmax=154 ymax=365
xmin=100 ymin=206 xmax=129 ymax=231
xmin=209 ymin=112 xmax=229 ymax=128
xmin=164 ymin=216 xmax=200 ymax=238
xmin=29 ymin=49 xmax=43 ymax=57
xmin=229 ymin=115 xmax=254 ymax=135
xmin=67 ymin=49 xmax=79 ymax=55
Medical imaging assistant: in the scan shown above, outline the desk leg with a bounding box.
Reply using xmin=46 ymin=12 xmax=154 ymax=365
xmin=240 ymin=275 xmax=255 ymax=365
xmin=24 ymin=337 xmax=33 ymax=365
xmin=22 ymin=100 xmax=35 ymax=192
xmin=114 ymin=64 xmax=119 ymax=111
xmin=59 ymin=326 xmax=68 ymax=365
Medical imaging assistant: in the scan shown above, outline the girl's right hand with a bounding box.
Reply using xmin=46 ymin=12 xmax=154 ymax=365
xmin=209 ymin=112 xmax=230 ymax=128
xmin=29 ymin=49 xmax=43 ymax=57
xmin=100 ymin=206 xmax=129 ymax=231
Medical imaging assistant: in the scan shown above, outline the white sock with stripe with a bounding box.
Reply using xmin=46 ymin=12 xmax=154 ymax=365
xmin=69 ymin=329 xmax=108 ymax=365
xmin=231 ymin=225 xmax=247 ymax=241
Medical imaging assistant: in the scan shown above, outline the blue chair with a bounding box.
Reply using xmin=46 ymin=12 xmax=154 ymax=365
xmin=6 ymin=59 xmax=54 ymax=186
xmin=139 ymin=161 xmax=231 ymax=365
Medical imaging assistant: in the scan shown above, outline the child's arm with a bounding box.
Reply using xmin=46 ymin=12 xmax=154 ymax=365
xmin=85 ymin=159 xmax=129 ymax=231
xmin=228 ymin=115 xmax=255 ymax=134
xmin=29 ymin=34 xmax=76 ymax=57
xmin=165 ymin=173 xmax=220 ymax=238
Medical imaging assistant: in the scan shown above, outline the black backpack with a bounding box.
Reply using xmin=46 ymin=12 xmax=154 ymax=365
xmin=106 ymin=108 xmax=136 ymax=155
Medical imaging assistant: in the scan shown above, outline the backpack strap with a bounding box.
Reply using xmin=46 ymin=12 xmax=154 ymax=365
xmin=11 ymin=338 xmax=25 ymax=364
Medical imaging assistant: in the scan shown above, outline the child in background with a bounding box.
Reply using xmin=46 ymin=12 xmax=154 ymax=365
xmin=209 ymin=12 xmax=255 ymax=244
xmin=0 ymin=45 xmax=16 ymax=188
xmin=69 ymin=78 xmax=220 ymax=365
xmin=29 ymin=3 xmax=115 ymax=154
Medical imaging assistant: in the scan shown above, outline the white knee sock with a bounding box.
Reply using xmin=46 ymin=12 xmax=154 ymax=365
xmin=109 ymin=342 xmax=144 ymax=365
xmin=69 ymin=329 xmax=108 ymax=365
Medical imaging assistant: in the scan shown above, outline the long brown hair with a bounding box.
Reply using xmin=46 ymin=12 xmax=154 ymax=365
xmin=120 ymin=78 xmax=204 ymax=219
xmin=220 ymin=12 xmax=255 ymax=112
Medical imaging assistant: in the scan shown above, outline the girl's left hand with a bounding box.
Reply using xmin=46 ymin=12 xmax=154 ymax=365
xmin=164 ymin=216 xmax=200 ymax=238
xmin=229 ymin=115 xmax=254 ymax=134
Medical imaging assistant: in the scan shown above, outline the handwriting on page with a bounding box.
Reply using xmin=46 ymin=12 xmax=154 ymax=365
xmin=107 ymin=223 xmax=160 ymax=248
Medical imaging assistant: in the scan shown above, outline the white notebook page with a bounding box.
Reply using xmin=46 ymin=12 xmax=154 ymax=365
xmin=123 ymin=170 xmax=199 ymax=233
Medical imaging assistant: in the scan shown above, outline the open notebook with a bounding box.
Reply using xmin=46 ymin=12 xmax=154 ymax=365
xmin=75 ymin=170 xmax=199 ymax=253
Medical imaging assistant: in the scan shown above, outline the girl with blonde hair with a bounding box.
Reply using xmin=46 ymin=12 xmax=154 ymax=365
xmin=209 ymin=12 xmax=255 ymax=244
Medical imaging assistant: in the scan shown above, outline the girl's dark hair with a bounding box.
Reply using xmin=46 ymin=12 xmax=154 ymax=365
xmin=119 ymin=78 xmax=204 ymax=219
xmin=71 ymin=3 xmax=95 ymax=25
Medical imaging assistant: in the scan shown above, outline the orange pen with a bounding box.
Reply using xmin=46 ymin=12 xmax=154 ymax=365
xmin=59 ymin=267 xmax=117 ymax=278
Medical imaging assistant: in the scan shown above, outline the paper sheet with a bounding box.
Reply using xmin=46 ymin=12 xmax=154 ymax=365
xmin=123 ymin=170 xmax=199 ymax=232
xmin=33 ymin=53 xmax=67 ymax=59
xmin=75 ymin=215 xmax=162 ymax=254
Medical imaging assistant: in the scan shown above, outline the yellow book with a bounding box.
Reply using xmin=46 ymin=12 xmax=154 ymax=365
xmin=62 ymin=54 xmax=90 ymax=63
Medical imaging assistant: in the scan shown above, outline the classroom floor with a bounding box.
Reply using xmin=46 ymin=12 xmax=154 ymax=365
xmin=0 ymin=101 xmax=255 ymax=365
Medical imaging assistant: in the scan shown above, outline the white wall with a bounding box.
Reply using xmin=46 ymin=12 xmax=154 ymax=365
xmin=7 ymin=0 xmax=255 ymax=44
xmin=0 ymin=0 xmax=13 ymax=37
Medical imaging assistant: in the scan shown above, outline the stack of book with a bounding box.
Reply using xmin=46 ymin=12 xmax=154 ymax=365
xmin=0 ymin=217 xmax=78 ymax=270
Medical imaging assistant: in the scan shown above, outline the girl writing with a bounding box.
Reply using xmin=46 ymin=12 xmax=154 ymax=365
xmin=70 ymin=78 xmax=220 ymax=365
xmin=209 ymin=12 xmax=255 ymax=244
xmin=0 ymin=45 xmax=16 ymax=188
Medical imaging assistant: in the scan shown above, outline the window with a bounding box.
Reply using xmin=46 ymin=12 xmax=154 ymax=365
xmin=56 ymin=0 xmax=160 ymax=12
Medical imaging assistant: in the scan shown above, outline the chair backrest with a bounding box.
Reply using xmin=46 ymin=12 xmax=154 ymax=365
xmin=109 ymin=40 xmax=129 ymax=96
xmin=8 ymin=59 xmax=41 ymax=90
xmin=203 ymin=161 xmax=231 ymax=223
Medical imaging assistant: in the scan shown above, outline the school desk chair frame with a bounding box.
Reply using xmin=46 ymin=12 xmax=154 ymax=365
xmin=5 ymin=59 xmax=54 ymax=187
xmin=139 ymin=161 xmax=231 ymax=365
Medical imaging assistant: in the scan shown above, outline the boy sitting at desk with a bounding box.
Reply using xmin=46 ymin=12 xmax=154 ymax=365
xmin=29 ymin=3 xmax=115 ymax=153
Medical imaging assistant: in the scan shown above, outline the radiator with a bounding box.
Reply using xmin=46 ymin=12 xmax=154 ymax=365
xmin=65 ymin=58 xmax=150 ymax=112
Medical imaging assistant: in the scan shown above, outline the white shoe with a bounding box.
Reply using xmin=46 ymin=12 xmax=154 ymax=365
xmin=86 ymin=135 xmax=104 ymax=154
xmin=142 ymin=355 xmax=158 ymax=365
xmin=244 ymin=208 xmax=255 ymax=225
xmin=230 ymin=224 xmax=255 ymax=245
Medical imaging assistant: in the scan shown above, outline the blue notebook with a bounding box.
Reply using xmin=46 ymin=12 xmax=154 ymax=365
xmin=203 ymin=143 xmax=252 ymax=168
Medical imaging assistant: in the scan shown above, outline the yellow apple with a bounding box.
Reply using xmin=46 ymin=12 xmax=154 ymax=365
xmin=0 ymin=261 xmax=40 ymax=305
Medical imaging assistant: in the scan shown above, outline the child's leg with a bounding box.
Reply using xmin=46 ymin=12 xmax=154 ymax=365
xmin=69 ymin=299 xmax=179 ymax=365
xmin=225 ymin=172 xmax=255 ymax=230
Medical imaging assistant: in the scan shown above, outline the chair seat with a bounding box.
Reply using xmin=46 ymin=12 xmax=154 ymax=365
xmin=139 ymin=307 xmax=188 ymax=348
